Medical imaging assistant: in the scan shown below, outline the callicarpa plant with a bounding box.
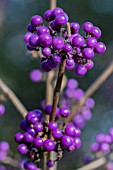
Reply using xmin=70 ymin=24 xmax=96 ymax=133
xmin=14 ymin=6 xmax=106 ymax=170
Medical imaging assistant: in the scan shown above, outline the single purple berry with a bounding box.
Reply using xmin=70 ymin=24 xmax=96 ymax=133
xmin=75 ymin=64 xmax=87 ymax=76
xmin=20 ymin=120 xmax=29 ymax=131
xmin=39 ymin=33 xmax=52 ymax=47
xmin=61 ymin=135 xmax=73 ymax=148
xmin=44 ymin=10 xmax=53 ymax=22
xmin=52 ymin=37 xmax=64 ymax=50
xmin=27 ymin=24 xmax=35 ymax=33
xmin=67 ymin=79 xmax=78 ymax=89
xmin=83 ymin=22 xmax=93 ymax=32
xmin=96 ymin=134 xmax=105 ymax=143
xmin=46 ymin=160 xmax=55 ymax=168
xmin=24 ymin=132 xmax=34 ymax=143
xmin=27 ymin=127 xmax=36 ymax=137
xmin=43 ymin=139 xmax=55 ymax=151
xmin=27 ymin=44 xmax=34 ymax=51
xmin=55 ymin=14 xmax=67 ymax=25
xmin=70 ymin=22 xmax=80 ymax=34
xmin=0 ymin=141 xmax=10 ymax=152
xmin=52 ymin=7 xmax=63 ymax=19
xmin=52 ymin=128 xmax=63 ymax=139
xmin=36 ymin=26 xmax=50 ymax=35
xmin=85 ymin=98 xmax=95 ymax=109
xmin=63 ymin=44 xmax=72 ymax=53
xmin=34 ymin=122 xmax=43 ymax=132
xmin=31 ymin=15 xmax=43 ymax=26
xmin=84 ymin=60 xmax=94 ymax=70
xmin=48 ymin=121 xmax=58 ymax=131
xmin=41 ymin=60 xmax=52 ymax=72
xmin=95 ymin=42 xmax=106 ymax=54
xmin=53 ymin=54 xmax=62 ymax=64
xmin=75 ymin=127 xmax=81 ymax=137
xmin=29 ymin=34 xmax=39 ymax=47
xmin=30 ymin=69 xmax=43 ymax=82
xmin=17 ymin=144 xmax=28 ymax=154
xmin=72 ymin=35 xmax=85 ymax=47
xmin=60 ymin=107 xmax=70 ymax=117
xmin=65 ymin=124 xmax=76 ymax=137
xmin=33 ymin=137 xmax=43 ymax=147
xmin=0 ymin=104 xmax=5 ymax=116
xmin=87 ymin=37 xmax=97 ymax=48
xmin=42 ymin=47 xmax=52 ymax=57
xmin=45 ymin=104 xmax=59 ymax=117
xmin=91 ymin=26 xmax=101 ymax=39
xmin=82 ymin=48 xmax=94 ymax=59
xmin=74 ymin=137 xmax=81 ymax=149
xmin=15 ymin=132 xmax=24 ymax=143
xmin=100 ymin=143 xmax=110 ymax=154
xmin=24 ymin=32 xmax=32 ymax=43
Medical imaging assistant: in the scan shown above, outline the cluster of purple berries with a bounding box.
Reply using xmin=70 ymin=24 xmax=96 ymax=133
xmin=83 ymin=128 xmax=113 ymax=170
xmin=0 ymin=104 xmax=5 ymax=116
xmin=60 ymin=78 xmax=95 ymax=128
xmin=24 ymin=7 xmax=106 ymax=76
xmin=15 ymin=106 xmax=81 ymax=169
xmin=91 ymin=128 xmax=113 ymax=155
xmin=0 ymin=141 xmax=10 ymax=161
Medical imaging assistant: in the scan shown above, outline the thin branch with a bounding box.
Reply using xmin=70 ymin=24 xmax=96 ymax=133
xmin=0 ymin=156 xmax=21 ymax=169
xmin=50 ymin=0 xmax=57 ymax=9
xmin=66 ymin=61 xmax=113 ymax=123
xmin=0 ymin=78 xmax=28 ymax=118
xmin=76 ymin=157 xmax=106 ymax=170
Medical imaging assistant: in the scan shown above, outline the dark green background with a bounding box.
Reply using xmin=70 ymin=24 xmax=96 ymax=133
xmin=0 ymin=0 xmax=113 ymax=169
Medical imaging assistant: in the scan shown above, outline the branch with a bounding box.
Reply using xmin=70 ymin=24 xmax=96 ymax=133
xmin=76 ymin=157 xmax=106 ymax=170
xmin=50 ymin=0 xmax=57 ymax=9
xmin=0 ymin=156 xmax=21 ymax=169
xmin=66 ymin=61 xmax=113 ymax=123
xmin=0 ymin=78 xmax=28 ymax=118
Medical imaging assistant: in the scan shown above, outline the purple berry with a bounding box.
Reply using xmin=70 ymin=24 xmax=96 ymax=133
xmin=15 ymin=132 xmax=24 ymax=143
xmin=44 ymin=10 xmax=53 ymax=22
xmin=42 ymin=47 xmax=52 ymax=57
xmin=30 ymin=69 xmax=43 ymax=82
xmin=91 ymin=26 xmax=101 ymax=39
xmin=35 ymin=122 xmax=43 ymax=132
xmin=43 ymin=139 xmax=55 ymax=151
xmin=61 ymin=135 xmax=73 ymax=148
xmin=72 ymin=35 xmax=85 ymax=47
xmin=52 ymin=128 xmax=63 ymax=139
xmin=75 ymin=64 xmax=87 ymax=76
xmin=24 ymin=32 xmax=32 ymax=43
xmin=95 ymin=42 xmax=106 ymax=54
xmin=27 ymin=24 xmax=35 ymax=33
xmin=36 ymin=26 xmax=50 ymax=35
xmin=90 ymin=142 xmax=99 ymax=152
xmin=31 ymin=15 xmax=43 ymax=26
xmin=85 ymin=98 xmax=95 ymax=109
xmin=60 ymin=107 xmax=70 ymax=117
xmin=17 ymin=144 xmax=28 ymax=154
xmin=53 ymin=54 xmax=62 ymax=64
xmin=74 ymin=137 xmax=81 ymax=149
xmin=65 ymin=124 xmax=76 ymax=137
xmin=39 ymin=33 xmax=52 ymax=47
xmin=82 ymin=48 xmax=94 ymax=59
xmin=63 ymin=44 xmax=72 ymax=53
xmin=0 ymin=141 xmax=9 ymax=152
xmin=33 ymin=137 xmax=43 ymax=147
xmin=48 ymin=121 xmax=58 ymax=131
xmin=83 ymin=22 xmax=93 ymax=32
xmin=45 ymin=104 xmax=59 ymax=117
xmin=0 ymin=104 xmax=5 ymax=116
xmin=96 ymin=134 xmax=105 ymax=143
xmin=29 ymin=34 xmax=39 ymax=47
xmin=75 ymin=127 xmax=81 ymax=137
xmin=20 ymin=120 xmax=29 ymax=131
xmin=67 ymin=79 xmax=78 ymax=89
xmin=27 ymin=44 xmax=34 ymax=51
xmin=100 ymin=143 xmax=110 ymax=154
xmin=70 ymin=22 xmax=80 ymax=34
xmin=27 ymin=127 xmax=36 ymax=137
xmin=87 ymin=37 xmax=97 ymax=48
xmin=41 ymin=60 xmax=52 ymax=72
xmin=24 ymin=132 xmax=34 ymax=143
xmin=84 ymin=60 xmax=94 ymax=70
xmin=55 ymin=14 xmax=67 ymax=25
xmin=52 ymin=7 xmax=63 ymax=18
xmin=46 ymin=160 xmax=55 ymax=168
xmin=52 ymin=37 xmax=64 ymax=50
xmin=66 ymin=59 xmax=74 ymax=66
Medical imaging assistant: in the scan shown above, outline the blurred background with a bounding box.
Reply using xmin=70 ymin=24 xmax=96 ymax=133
xmin=0 ymin=0 xmax=113 ymax=169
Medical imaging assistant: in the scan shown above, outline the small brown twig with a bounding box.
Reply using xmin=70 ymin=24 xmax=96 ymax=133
xmin=50 ymin=0 xmax=57 ymax=9
xmin=0 ymin=156 xmax=22 ymax=169
xmin=66 ymin=61 xmax=113 ymax=123
xmin=0 ymin=78 xmax=28 ymax=118
xmin=76 ymin=153 xmax=113 ymax=170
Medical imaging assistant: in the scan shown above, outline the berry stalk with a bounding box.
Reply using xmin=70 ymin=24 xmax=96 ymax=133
xmin=50 ymin=57 xmax=66 ymax=122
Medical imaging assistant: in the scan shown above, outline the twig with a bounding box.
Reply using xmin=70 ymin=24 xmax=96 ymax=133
xmin=76 ymin=157 xmax=106 ymax=170
xmin=0 ymin=78 xmax=28 ymax=118
xmin=66 ymin=61 xmax=113 ymax=123
xmin=50 ymin=0 xmax=57 ymax=9
xmin=0 ymin=156 xmax=21 ymax=169
xmin=76 ymin=153 xmax=113 ymax=170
